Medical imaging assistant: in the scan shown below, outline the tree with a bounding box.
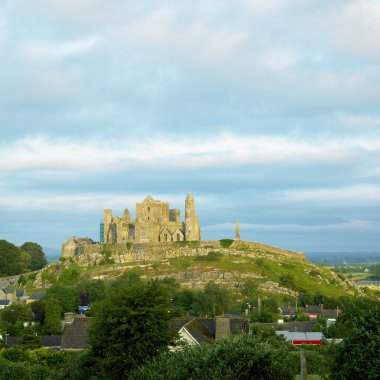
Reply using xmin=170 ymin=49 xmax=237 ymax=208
xmin=44 ymin=299 xmax=62 ymax=335
xmin=89 ymin=279 xmax=177 ymax=379
xmin=0 ymin=240 xmax=22 ymax=275
xmin=279 ymin=273 xmax=296 ymax=289
xmin=0 ymin=303 xmax=33 ymax=336
xmin=20 ymin=242 xmax=47 ymax=271
xmin=30 ymin=300 xmax=46 ymax=325
xmin=331 ymin=298 xmax=380 ymax=379
xmin=173 ymin=288 xmax=195 ymax=315
xmin=44 ymin=284 xmax=80 ymax=313
xmin=76 ymin=279 xmax=107 ymax=306
xmin=250 ymin=297 xmax=280 ymax=323
xmin=129 ymin=332 xmax=299 ymax=380
xmin=18 ymin=327 xmax=42 ymax=349
xmin=192 ymin=282 xmax=231 ymax=316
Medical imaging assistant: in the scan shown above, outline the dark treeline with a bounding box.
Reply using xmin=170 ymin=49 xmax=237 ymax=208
xmin=0 ymin=240 xmax=47 ymax=276
xmin=0 ymin=273 xmax=379 ymax=379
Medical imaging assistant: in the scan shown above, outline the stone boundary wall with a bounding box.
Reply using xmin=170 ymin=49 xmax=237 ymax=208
xmin=78 ymin=240 xmax=305 ymax=264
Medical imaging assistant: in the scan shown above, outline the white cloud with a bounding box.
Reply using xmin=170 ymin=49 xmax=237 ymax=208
xmin=20 ymin=37 xmax=100 ymax=60
xmin=306 ymin=0 xmax=380 ymax=59
xmin=204 ymin=219 xmax=380 ymax=233
xmin=282 ymin=185 xmax=380 ymax=204
xmin=362 ymin=167 xmax=380 ymax=179
xmin=0 ymin=192 xmax=212 ymax=211
xmin=0 ymin=133 xmax=372 ymax=173
xmin=340 ymin=114 xmax=380 ymax=128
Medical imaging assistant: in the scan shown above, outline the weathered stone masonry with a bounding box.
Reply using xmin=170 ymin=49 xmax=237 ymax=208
xmin=103 ymin=192 xmax=201 ymax=244
xmin=62 ymin=193 xmax=201 ymax=258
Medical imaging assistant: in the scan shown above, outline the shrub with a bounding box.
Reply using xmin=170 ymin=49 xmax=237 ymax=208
xmin=129 ymin=333 xmax=299 ymax=380
xmin=219 ymin=239 xmax=234 ymax=248
xmin=195 ymin=251 xmax=222 ymax=261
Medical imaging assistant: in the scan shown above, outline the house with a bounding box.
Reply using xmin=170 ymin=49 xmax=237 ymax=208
xmin=25 ymin=292 xmax=46 ymax=304
xmin=0 ymin=289 xmax=16 ymax=302
xmin=280 ymin=307 xmax=297 ymax=319
xmin=254 ymin=321 xmax=317 ymax=333
xmin=173 ymin=317 xmax=250 ymax=346
xmin=61 ymin=315 xmax=91 ymax=350
xmin=4 ymin=335 xmax=62 ymax=350
xmin=322 ymin=308 xmax=340 ymax=319
xmin=0 ymin=299 xmax=11 ymax=309
xmin=304 ymin=305 xmax=324 ymax=319
xmin=276 ymin=331 xmax=325 ymax=345
xmin=16 ymin=289 xmax=24 ymax=300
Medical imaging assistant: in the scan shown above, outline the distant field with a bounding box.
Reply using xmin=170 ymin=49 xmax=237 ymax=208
xmin=306 ymin=251 xmax=380 ymax=265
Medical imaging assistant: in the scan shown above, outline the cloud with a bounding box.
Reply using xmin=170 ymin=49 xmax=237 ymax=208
xmin=0 ymin=192 xmax=211 ymax=212
xmin=1 ymin=133 xmax=373 ymax=173
xmin=340 ymin=114 xmax=380 ymax=129
xmin=362 ymin=167 xmax=380 ymax=179
xmin=19 ymin=37 xmax=100 ymax=60
xmin=204 ymin=219 xmax=380 ymax=233
xmin=282 ymin=185 xmax=380 ymax=204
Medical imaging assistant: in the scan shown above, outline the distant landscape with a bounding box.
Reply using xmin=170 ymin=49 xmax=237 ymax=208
xmin=306 ymin=252 xmax=380 ymax=265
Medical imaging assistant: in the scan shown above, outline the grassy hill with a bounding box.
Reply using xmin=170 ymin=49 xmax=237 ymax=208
xmin=24 ymin=240 xmax=359 ymax=301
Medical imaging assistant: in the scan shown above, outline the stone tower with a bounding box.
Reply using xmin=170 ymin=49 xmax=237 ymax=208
xmin=235 ymin=218 xmax=240 ymax=241
xmin=185 ymin=192 xmax=201 ymax=241
xmin=103 ymin=209 xmax=112 ymax=243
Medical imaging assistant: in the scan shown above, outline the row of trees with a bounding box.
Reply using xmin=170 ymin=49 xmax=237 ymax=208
xmin=0 ymin=240 xmax=47 ymax=276
xmin=0 ymin=274 xmax=378 ymax=379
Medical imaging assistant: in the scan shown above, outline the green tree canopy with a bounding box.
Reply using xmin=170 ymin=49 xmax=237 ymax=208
xmin=0 ymin=240 xmax=22 ymax=276
xmin=129 ymin=332 xmax=299 ymax=380
xmin=0 ymin=303 xmax=33 ymax=336
xmin=331 ymin=298 xmax=380 ymax=379
xmin=89 ymin=278 xmax=177 ymax=379
xmin=44 ymin=284 xmax=80 ymax=313
xmin=76 ymin=279 xmax=107 ymax=306
xmin=20 ymin=242 xmax=47 ymax=271
xmin=44 ymin=299 xmax=62 ymax=335
xmin=192 ymin=282 xmax=231 ymax=316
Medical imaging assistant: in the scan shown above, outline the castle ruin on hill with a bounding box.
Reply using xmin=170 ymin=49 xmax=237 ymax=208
xmin=62 ymin=193 xmax=201 ymax=258
xmin=103 ymin=192 xmax=201 ymax=243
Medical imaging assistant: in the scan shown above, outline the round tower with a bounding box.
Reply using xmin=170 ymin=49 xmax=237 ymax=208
xmin=185 ymin=192 xmax=201 ymax=241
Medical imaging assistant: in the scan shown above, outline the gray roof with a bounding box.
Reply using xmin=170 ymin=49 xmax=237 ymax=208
xmin=280 ymin=307 xmax=297 ymax=316
xmin=276 ymin=331 xmax=324 ymax=341
xmin=29 ymin=292 xmax=46 ymax=300
xmin=41 ymin=335 xmax=62 ymax=347
xmin=174 ymin=317 xmax=250 ymax=344
xmin=323 ymin=309 xmax=340 ymax=318
xmin=4 ymin=335 xmax=62 ymax=348
xmin=0 ymin=300 xmax=11 ymax=306
xmin=254 ymin=321 xmax=317 ymax=333
xmin=61 ymin=316 xmax=91 ymax=349
xmin=1 ymin=289 xmax=14 ymax=294
xmin=183 ymin=319 xmax=213 ymax=344
xmin=304 ymin=305 xmax=323 ymax=314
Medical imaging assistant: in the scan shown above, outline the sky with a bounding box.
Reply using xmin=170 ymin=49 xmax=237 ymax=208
xmin=1 ymin=0 xmax=380 ymax=255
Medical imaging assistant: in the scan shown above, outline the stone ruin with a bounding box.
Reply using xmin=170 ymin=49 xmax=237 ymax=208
xmin=62 ymin=193 xmax=201 ymax=258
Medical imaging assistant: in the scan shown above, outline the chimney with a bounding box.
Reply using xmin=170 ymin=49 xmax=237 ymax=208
xmin=64 ymin=312 xmax=75 ymax=324
xmin=215 ymin=317 xmax=230 ymax=340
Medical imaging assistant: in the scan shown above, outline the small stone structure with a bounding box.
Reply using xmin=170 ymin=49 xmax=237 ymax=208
xmin=61 ymin=237 xmax=94 ymax=259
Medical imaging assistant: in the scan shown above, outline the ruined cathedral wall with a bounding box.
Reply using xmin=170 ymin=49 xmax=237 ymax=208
xmin=79 ymin=240 xmax=305 ymax=264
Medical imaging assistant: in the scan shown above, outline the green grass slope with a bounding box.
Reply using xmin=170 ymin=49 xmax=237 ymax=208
xmin=26 ymin=240 xmax=358 ymax=300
